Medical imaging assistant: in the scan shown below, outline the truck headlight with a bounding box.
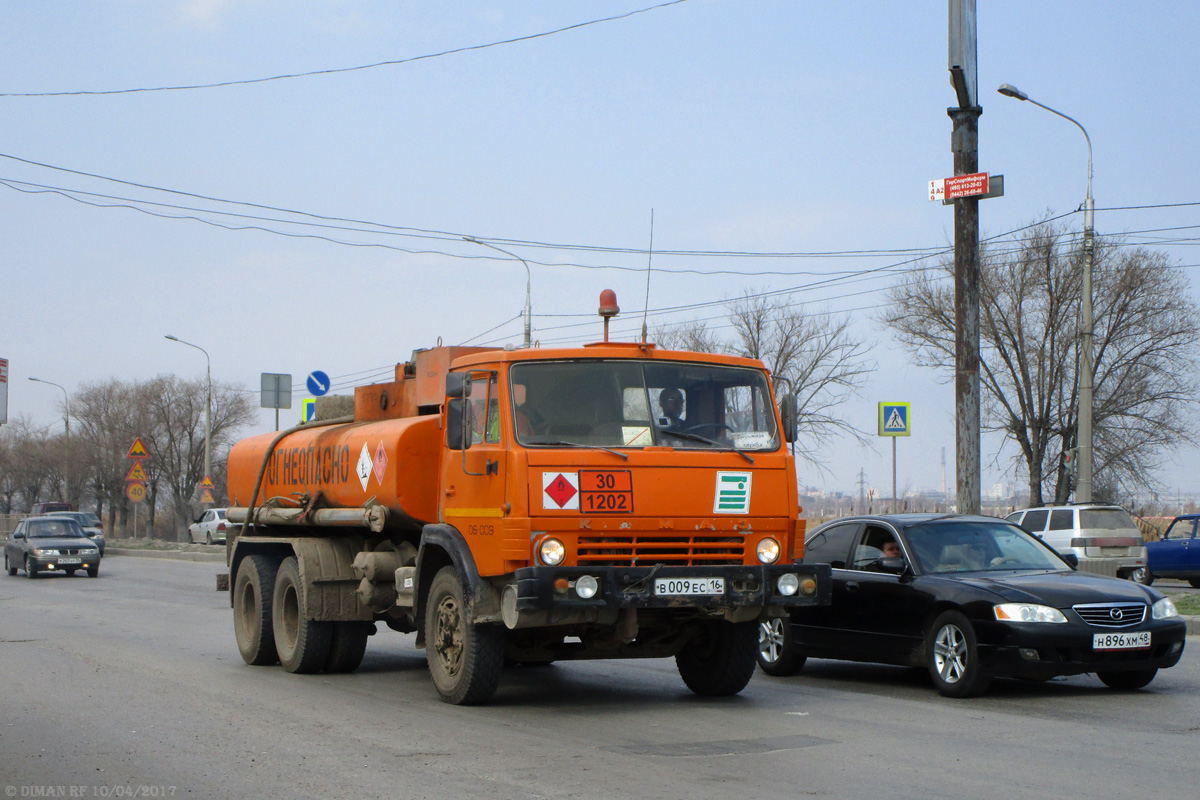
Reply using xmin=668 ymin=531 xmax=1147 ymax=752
xmin=538 ymin=537 xmax=566 ymax=566
xmin=756 ymin=538 xmax=780 ymax=564
xmin=776 ymin=573 xmax=800 ymax=596
xmin=575 ymin=575 xmax=599 ymax=599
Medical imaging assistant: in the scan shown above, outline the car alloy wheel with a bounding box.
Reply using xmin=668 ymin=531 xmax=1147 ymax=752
xmin=927 ymin=610 xmax=991 ymax=698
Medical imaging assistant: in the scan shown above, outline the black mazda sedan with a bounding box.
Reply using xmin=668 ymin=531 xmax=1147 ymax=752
xmin=757 ymin=514 xmax=1186 ymax=697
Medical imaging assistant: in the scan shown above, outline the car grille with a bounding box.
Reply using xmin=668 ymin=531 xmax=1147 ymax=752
xmin=1072 ymin=602 xmax=1146 ymax=628
xmin=577 ymin=534 xmax=745 ymax=566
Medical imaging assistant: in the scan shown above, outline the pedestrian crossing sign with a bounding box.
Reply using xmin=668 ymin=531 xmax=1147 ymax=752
xmin=878 ymin=402 xmax=911 ymax=437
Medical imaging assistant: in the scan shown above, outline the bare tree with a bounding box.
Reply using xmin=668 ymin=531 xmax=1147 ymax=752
xmin=657 ymin=292 xmax=874 ymax=468
xmin=883 ymin=219 xmax=1198 ymax=505
xmin=143 ymin=376 xmax=255 ymax=536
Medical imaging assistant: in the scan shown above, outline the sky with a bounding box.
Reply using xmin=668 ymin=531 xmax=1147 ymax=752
xmin=3 ymin=1 xmax=1200 ymax=503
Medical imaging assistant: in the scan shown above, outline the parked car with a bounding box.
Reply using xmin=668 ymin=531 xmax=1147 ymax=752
xmin=49 ymin=511 xmax=106 ymax=556
xmin=188 ymin=508 xmax=231 ymax=545
xmin=1143 ymin=514 xmax=1200 ymax=587
xmin=4 ymin=516 xmax=101 ymax=578
xmin=1005 ymin=504 xmax=1147 ymax=582
xmin=757 ymin=514 xmax=1185 ymax=697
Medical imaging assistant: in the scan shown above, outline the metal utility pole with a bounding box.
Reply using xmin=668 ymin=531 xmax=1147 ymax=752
xmin=949 ymin=0 xmax=981 ymax=514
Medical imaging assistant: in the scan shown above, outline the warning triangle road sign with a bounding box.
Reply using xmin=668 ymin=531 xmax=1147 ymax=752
xmin=200 ymin=488 xmax=216 ymax=504
xmin=126 ymin=462 xmax=149 ymax=482
xmin=126 ymin=437 xmax=150 ymax=459
xmin=200 ymin=475 xmax=214 ymax=488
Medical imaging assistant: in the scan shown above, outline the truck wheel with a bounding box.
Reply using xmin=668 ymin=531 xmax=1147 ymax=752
xmin=234 ymin=554 xmax=281 ymax=666
xmin=425 ymin=566 xmax=503 ymax=705
xmin=676 ymin=619 xmax=758 ymax=696
xmin=272 ymin=556 xmax=333 ymax=674
xmin=756 ymin=617 xmax=807 ymax=677
xmin=325 ymin=622 xmax=371 ymax=673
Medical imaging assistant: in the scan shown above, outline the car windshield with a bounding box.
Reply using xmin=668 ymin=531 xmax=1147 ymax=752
xmin=26 ymin=520 xmax=86 ymax=539
xmin=904 ymin=520 xmax=1067 ymax=574
xmin=510 ymin=360 xmax=779 ymax=451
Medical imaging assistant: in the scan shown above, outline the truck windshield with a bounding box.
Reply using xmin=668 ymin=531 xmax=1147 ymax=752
xmin=510 ymin=360 xmax=779 ymax=451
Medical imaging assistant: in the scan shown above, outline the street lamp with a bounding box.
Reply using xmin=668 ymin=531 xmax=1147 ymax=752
xmin=463 ymin=237 xmax=532 ymax=348
xmin=165 ymin=335 xmax=212 ymax=491
xmin=28 ymin=376 xmax=70 ymax=502
xmin=998 ymin=83 xmax=1096 ymax=503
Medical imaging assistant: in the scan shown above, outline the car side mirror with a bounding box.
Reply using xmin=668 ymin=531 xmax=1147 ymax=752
xmin=1062 ymin=553 xmax=1079 ymax=569
xmin=878 ymin=556 xmax=907 ymax=574
xmin=13 ymin=532 xmax=24 ymax=540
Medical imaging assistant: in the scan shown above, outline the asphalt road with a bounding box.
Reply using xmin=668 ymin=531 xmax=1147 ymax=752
xmin=1 ymin=556 xmax=1196 ymax=800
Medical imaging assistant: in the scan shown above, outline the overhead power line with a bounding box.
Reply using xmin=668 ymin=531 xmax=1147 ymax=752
xmin=0 ymin=1 xmax=691 ymax=98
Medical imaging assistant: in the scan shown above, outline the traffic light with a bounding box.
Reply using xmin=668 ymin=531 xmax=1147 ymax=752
xmin=1062 ymin=448 xmax=1078 ymax=474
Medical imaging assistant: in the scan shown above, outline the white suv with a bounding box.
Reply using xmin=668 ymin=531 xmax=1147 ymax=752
xmin=1005 ymin=504 xmax=1147 ymax=581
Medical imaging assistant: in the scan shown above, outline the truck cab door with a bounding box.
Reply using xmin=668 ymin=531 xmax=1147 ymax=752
xmin=442 ymin=371 xmax=508 ymax=574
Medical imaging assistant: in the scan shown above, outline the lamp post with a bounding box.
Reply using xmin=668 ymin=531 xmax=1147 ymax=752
xmin=165 ymin=335 xmax=212 ymax=491
xmin=998 ymin=83 xmax=1095 ymax=503
xmin=28 ymin=376 xmax=71 ymax=502
xmin=463 ymin=237 xmax=532 ymax=348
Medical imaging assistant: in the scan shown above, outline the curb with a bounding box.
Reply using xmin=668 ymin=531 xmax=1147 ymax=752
xmin=106 ymin=547 xmax=226 ymax=564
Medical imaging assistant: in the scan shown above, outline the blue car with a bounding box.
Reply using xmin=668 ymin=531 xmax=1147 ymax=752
xmin=1144 ymin=515 xmax=1200 ymax=587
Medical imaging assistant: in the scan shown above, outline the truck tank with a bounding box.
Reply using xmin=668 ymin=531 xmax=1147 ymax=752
xmin=226 ymin=346 xmax=494 ymax=532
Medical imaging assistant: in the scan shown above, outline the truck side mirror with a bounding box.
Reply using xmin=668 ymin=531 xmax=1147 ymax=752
xmin=446 ymin=398 xmax=473 ymax=450
xmin=780 ymin=393 xmax=799 ymax=444
xmin=445 ymin=373 xmax=471 ymax=399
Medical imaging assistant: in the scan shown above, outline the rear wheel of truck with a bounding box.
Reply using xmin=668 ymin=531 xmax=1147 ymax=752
xmin=324 ymin=622 xmax=371 ymax=673
xmin=234 ymin=554 xmax=281 ymax=666
xmin=425 ymin=566 xmax=503 ymax=705
xmin=272 ymin=556 xmax=333 ymax=674
xmin=676 ymin=619 xmax=758 ymax=696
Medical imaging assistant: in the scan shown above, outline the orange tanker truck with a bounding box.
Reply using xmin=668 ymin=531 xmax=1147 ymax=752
xmin=224 ymin=293 xmax=829 ymax=704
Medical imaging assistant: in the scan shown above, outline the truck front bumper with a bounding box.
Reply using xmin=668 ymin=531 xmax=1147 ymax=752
xmin=510 ymin=563 xmax=831 ymax=614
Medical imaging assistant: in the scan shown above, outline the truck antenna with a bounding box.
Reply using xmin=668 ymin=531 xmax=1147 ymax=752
xmin=641 ymin=209 xmax=654 ymax=344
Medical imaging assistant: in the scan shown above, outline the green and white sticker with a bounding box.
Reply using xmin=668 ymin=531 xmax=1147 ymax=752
xmin=714 ymin=471 xmax=752 ymax=514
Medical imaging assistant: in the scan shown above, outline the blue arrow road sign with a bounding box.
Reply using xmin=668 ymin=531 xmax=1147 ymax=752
xmin=307 ymin=370 xmax=330 ymax=397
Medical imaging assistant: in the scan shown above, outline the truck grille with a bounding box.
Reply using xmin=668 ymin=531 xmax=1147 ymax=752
xmin=577 ymin=534 xmax=745 ymax=566
xmin=1072 ymin=602 xmax=1146 ymax=628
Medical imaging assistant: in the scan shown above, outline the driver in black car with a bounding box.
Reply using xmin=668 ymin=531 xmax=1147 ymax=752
xmin=658 ymin=387 xmax=685 ymax=431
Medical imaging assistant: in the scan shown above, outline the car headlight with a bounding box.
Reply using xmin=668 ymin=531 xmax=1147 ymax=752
xmin=538 ymin=537 xmax=566 ymax=566
xmin=994 ymin=603 xmax=1068 ymax=623
xmin=34 ymin=548 xmax=57 ymax=556
xmin=756 ymin=537 xmax=781 ymax=564
xmin=1152 ymin=598 xmax=1180 ymax=619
